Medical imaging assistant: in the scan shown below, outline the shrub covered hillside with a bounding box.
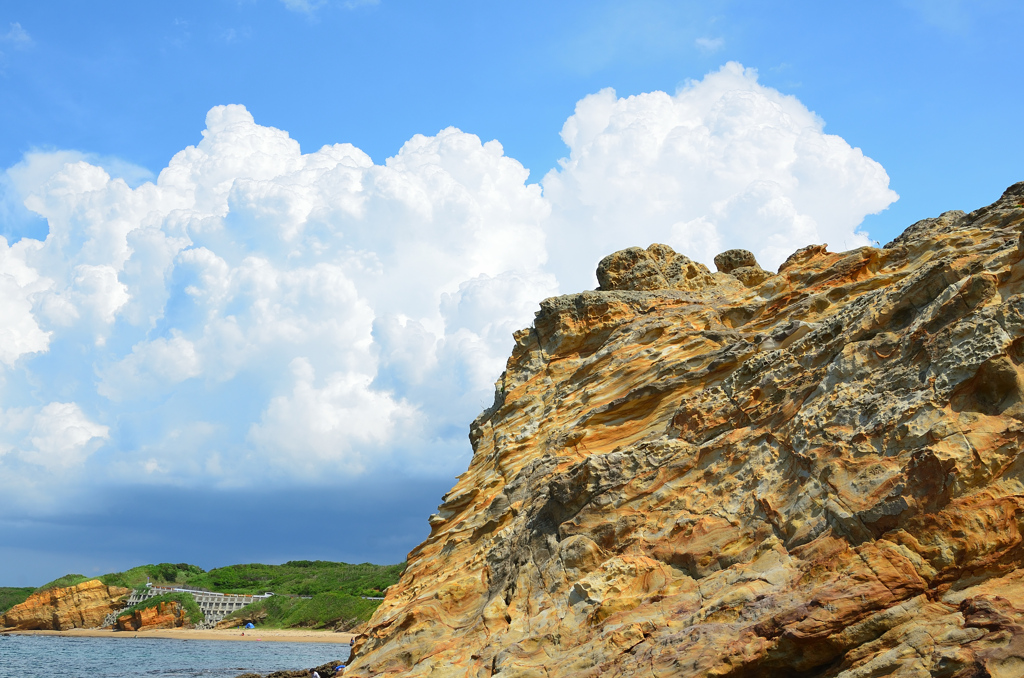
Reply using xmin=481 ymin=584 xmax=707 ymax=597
xmin=184 ymin=560 xmax=404 ymax=597
xmin=0 ymin=587 xmax=35 ymax=615
xmin=197 ymin=561 xmax=406 ymax=630
xmin=222 ymin=591 xmax=383 ymax=631
xmin=15 ymin=560 xmax=404 ymax=630
xmin=34 ymin=563 xmax=204 ymax=593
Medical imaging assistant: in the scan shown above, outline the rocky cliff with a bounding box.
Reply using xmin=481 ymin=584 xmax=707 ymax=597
xmin=347 ymin=183 xmax=1024 ymax=678
xmin=116 ymin=600 xmax=188 ymax=631
xmin=0 ymin=580 xmax=131 ymax=631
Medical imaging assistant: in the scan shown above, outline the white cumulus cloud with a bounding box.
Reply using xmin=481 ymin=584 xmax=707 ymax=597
xmin=0 ymin=402 xmax=108 ymax=471
xmin=248 ymin=357 xmax=418 ymax=477
xmin=98 ymin=332 xmax=202 ymax=401
xmin=0 ymin=64 xmax=897 ymax=512
xmin=543 ymin=62 xmax=898 ymax=290
xmin=0 ymin=236 xmax=51 ymax=365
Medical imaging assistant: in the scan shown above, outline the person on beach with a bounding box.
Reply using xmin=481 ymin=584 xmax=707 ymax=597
xmin=311 ymin=672 xmax=320 ymax=678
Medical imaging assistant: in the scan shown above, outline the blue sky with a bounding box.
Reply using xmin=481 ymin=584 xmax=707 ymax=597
xmin=0 ymin=0 xmax=1021 ymax=586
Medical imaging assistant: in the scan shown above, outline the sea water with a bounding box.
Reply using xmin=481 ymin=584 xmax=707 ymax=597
xmin=0 ymin=634 xmax=350 ymax=678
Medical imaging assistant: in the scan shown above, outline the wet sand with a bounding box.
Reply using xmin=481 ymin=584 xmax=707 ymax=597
xmin=4 ymin=628 xmax=356 ymax=643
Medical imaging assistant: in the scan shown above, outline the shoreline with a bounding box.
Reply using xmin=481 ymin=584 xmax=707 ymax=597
xmin=2 ymin=628 xmax=356 ymax=644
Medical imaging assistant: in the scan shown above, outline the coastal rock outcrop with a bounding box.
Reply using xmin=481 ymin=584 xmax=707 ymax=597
xmin=0 ymin=580 xmax=131 ymax=631
xmin=347 ymin=182 xmax=1024 ymax=677
xmin=115 ymin=601 xmax=188 ymax=631
xmin=216 ymin=609 xmax=268 ymax=630
xmin=714 ymin=248 xmax=772 ymax=288
xmin=235 ymin=661 xmax=348 ymax=678
xmin=596 ymin=244 xmax=718 ymax=292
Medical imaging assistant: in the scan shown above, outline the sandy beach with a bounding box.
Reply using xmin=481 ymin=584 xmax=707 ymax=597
xmin=3 ymin=628 xmax=356 ymax=643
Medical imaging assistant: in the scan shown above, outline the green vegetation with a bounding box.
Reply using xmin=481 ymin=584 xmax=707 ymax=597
xmin=35 ymin=574 xmax=91 ymax=592
xmin=116 ymin=592 xmax=205 ymax=626
xmin=222 ymin=591 xmax=381 ymax=630
xmin=98 ymin=563 xmax=205 ymax=590
xmin=184 ymin=560 xmax=404 ymax=597
xmin=0 ymin=587 xmax=35 ymax=615
xmin=35 ymin=563 xmax=207 ymax=593
xmin=17 ymin=560 xmax=403 ymax=630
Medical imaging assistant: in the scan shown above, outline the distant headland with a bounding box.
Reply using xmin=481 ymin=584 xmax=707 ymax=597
xmin=0 ymin=560 xmax=403 ymax=635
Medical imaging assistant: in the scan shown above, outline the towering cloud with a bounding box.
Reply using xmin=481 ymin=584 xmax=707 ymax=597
xmin=543 ymin=62 xmax=897 ymax=291
xmin=0 ymin=64 xmax=896 ymax=513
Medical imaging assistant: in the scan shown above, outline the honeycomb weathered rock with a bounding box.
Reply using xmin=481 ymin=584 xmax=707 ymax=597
xmin=347 ymin=183 xmax=1024 ymax=678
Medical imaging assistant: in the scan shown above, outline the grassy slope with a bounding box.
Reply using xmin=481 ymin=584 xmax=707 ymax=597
xmin=0 ymin=587 xmax=35 ymax=615
xmin=20 ymin=560 xmax=404 ymax=629
xmin=184 ymin=560 xmax=405 ymax=597
xmin=189 ymin=560 xmax=405 ymax=630
xmin=222 ymin=592 xmax=382 ymax=630
xmin=35 ymin=563 xmax=205 ymax=593
xmin=34 ymin=574 xmax=92 ymax=592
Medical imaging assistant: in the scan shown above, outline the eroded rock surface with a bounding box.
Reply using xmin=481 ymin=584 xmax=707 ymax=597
xmin=596 ymin=244 xmax=718 ymax=292
xmin=714 ymin=248 xmax=772 ymax=288
xmin=1 ymin=580 xmax=131 ymax=631
xmin=348 ymin=183 xmax=1024 ymax=677
xmin=115 ymin=601 xmax=188 ymax=631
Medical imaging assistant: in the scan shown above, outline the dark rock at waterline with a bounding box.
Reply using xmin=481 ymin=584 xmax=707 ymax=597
xmin=234 ymin=660 xmax=346 ymax=678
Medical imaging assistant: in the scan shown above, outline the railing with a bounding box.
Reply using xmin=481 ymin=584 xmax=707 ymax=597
xmin=122 ymin=585 xmax=276 ymax=625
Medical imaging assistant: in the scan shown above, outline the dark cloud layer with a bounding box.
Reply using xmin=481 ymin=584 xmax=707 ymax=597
xmin=0 ymin=476 xmax=452 ymax=586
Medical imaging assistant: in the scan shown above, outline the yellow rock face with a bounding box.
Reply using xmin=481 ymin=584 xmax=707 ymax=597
xmin=1 ymin=580 xmax=131 ymax=631
xmin=116 ymin=601 xmax=187 ymax=631
xmin=348 ymin=183 xmax=1024 ymax=677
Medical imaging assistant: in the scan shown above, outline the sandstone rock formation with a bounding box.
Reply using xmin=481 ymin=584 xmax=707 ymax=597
xmin=596 ymin=244 xmax=717 ymax=292
xmin=0 ymin=580 xmax=131 ymax=631
xmin=216 ymin=609 xmax=268 ymax=629
xmin=714 ymin=248 xmax=772 ymax=288
xmin=347 ymin=183 xmax=1024 ymax=677
xmin=116 ymin=601 xmax=188 ymax=631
